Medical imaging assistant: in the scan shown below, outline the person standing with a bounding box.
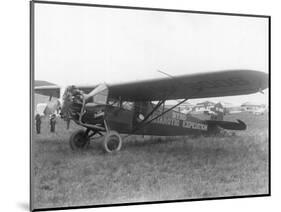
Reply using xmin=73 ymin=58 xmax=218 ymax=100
xmin=66 ymin=118 xmax=70 ymax=130
xmin=35 ymin=113 xmax=41 ymax=134
xmin=50 ymin=114 xmax=56 ymax=133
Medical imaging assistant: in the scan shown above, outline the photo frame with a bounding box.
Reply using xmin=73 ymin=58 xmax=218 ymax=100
xmin=30 ymin=1 xmax=270 ymax=211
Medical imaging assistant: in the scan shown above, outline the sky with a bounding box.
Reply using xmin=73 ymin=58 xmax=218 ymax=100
xmin=34 ymin=3 xmax=269 ymax=106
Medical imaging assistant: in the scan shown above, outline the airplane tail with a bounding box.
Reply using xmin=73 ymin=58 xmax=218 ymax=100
xmin=206 ymin=103 xmax=247 ymax=132
xmin=206 ymin=119 xmax=246 ymax=131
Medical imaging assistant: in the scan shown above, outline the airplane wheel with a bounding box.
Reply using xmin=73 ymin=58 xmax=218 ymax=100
xmin=103 ymin=131 xmax=122 ymax=153
xmin=69 ymin=129 xmax=90 ymax=150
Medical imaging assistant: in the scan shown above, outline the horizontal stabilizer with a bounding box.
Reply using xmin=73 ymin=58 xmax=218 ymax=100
xmin=207 ymin=119 xmax=247 ymax=131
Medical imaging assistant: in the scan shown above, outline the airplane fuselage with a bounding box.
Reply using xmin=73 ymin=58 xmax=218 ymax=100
xmin=61 ymin=84 xmax=245 ymax=138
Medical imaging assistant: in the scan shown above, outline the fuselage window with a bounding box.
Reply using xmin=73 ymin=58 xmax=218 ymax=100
xmin=122 ymin=101 xmax=134 ymax=111
xmin=108 ymin=98 xmax=120 ymax=107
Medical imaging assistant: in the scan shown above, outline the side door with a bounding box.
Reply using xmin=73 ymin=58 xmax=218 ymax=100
xmin=104 ymin=103 xmax=134 ymax=133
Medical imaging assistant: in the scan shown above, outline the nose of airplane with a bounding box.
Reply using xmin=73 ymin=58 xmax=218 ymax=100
xmin=60 ymin=86 xmax=73 ymax=119
xmin=60 ymin=85 xmax=85 ymax=120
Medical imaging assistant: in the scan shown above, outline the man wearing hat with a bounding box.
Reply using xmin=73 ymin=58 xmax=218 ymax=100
xmin=50 ymin=114 xmax=57 ymax=133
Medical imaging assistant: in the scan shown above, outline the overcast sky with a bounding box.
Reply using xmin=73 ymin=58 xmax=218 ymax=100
xmin=34 ymin=3 xmax=269 ymax=105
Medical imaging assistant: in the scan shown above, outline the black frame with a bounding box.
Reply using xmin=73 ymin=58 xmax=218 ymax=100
xmin=30 ymin=0 xmax=271 ymax=211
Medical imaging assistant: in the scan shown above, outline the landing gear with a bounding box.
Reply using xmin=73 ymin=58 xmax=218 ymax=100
xmin=103 ymin=130 xmax=122 ymax=153
xmin=69 ymin=129 xmax=90 ymax=150
xmin=69 ymin=128 xmax=122 ymax=153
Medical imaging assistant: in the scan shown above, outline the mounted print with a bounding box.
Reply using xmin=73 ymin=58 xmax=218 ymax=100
xmin=30 ymin=1 xmax=270 ymax=211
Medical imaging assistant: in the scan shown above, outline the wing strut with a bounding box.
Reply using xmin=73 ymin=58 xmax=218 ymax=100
xmin=131 ymin=86 xmax=205 ymax=134
xmin=139 ymin=98 xmax=188 ymax=129
xmin=114 ymin=88 xmax=202 ymax=140
xmin=131 ymin=98 xmax=188 ymax=134
xmin=132 ymin=97 xmax=193 ymax=134
xmin=138 ymin=99 xmax=166 ymax=125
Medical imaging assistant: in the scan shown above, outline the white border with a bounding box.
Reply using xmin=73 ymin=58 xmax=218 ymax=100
xmin=1 ymin=0 xmax=280 ymax=212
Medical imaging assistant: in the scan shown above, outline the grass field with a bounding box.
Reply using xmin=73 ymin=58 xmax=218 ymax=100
xmin=32 ymin=112 xmax=269 ymax=209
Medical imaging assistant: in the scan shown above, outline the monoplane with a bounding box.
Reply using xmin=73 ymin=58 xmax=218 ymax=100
xmin=34 ymin=69 xmax=268 ymax=153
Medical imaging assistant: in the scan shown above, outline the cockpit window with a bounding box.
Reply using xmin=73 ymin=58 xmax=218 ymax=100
xmin=108 ymin=98 xmax=120 ymax=107
xmin=107 ymin=98 xmax=134 ymax=111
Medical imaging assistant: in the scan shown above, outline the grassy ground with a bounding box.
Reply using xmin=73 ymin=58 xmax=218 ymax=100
xmin=32 ymin=112 xmax=269 ymax=209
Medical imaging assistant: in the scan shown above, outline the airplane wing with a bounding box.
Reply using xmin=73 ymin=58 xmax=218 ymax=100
xmin=34 ymin=83 xmax=98 ymax=98
xmin=34 ymin=85 xmax=61 ymax=98
xmin=107 ymin=70 xmax=268 ymax=101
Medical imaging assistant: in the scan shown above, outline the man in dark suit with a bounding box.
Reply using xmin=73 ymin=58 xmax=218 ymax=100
xmin=35 ymin=113 xmax=41 ymax=134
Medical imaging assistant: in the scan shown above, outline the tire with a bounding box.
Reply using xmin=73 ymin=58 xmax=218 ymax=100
xmin=103 ymin=131 xmax=122 ymax=153
xmin=69 ymin=129 xmax=90 ymax=150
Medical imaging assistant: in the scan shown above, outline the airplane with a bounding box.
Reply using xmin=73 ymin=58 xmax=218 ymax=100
xmin=34 ymin=69 xmax=268 ymax=153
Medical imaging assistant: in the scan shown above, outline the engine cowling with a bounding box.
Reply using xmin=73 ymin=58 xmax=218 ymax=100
xmin=61 ymin=86 xmax=84 ymax=121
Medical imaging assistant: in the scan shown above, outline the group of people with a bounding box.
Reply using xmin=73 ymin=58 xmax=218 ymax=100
xmin=35 ymin=113 xmax=57 ymax=134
